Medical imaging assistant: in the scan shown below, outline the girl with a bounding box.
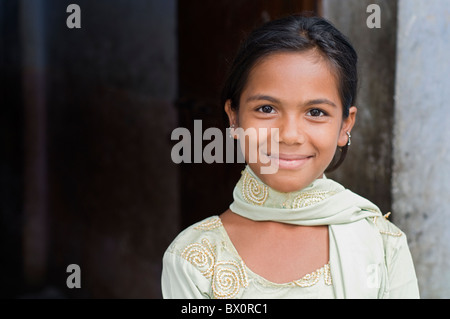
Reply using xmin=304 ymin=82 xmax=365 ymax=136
xmin=161 ymin=14 xmax=419 ymax=299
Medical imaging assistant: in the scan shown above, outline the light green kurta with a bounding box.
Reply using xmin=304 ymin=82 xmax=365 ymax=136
xmin=161 ymin=167 xmax=419 ymax=299
xmin=162 ymin=216 xmax=418 ymax=299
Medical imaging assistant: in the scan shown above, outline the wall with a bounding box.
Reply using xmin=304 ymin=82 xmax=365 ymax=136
xmin=19 ymin=0 xmax=178 ymax=298
xmin=322 ymin=0 xmax=398 ymax=215
xmin=393 ymin=0 xmax=450 ymax=298
xmin=323 ymin=0 xmax=450 ymax=298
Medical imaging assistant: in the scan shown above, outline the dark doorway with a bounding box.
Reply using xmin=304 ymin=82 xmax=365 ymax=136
xmin=177 ymin=0 xmax=319 ymax=229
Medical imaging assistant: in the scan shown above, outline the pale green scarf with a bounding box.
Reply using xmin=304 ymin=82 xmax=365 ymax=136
xmin=229 ymin=166 xmax=388 ymax=298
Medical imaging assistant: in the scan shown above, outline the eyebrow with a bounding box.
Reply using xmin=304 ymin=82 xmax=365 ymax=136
xmin=305 ymin=98 xmax=337 ymax=108
xmin=245 ymin=94 xmax=280 ymax=104
xmin=245 ymin=94 xmax=337 ymax=108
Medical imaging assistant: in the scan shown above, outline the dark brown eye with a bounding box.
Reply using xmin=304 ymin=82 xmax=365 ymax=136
xmin=258 ymin=105 xmax=275 ymax=113
xmin=308 ymin=108 xmax=325 ymax=117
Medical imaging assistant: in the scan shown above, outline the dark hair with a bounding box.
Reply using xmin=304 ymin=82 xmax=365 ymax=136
xmin=221 ymin=14 xmax=358 ymax=172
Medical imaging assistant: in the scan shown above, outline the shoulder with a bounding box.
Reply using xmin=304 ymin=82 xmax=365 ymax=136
xmin=162 ymin=216 xmax=226 ymax=299
xmin=165 ymin=215 xmax=224 ymax=257
xmin=369 ymin=214 xmax=419 ymax=297
xmin=368 ymin=213 xmax=410 ymax=255
xmin=163 ymin=215 xmax=250 ymax=299
xmin=370 ymin=213 xmax=405 ymax=239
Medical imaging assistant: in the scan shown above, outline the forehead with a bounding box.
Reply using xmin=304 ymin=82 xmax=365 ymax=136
xmin=241 ymin=51 xmax=341 ymax=105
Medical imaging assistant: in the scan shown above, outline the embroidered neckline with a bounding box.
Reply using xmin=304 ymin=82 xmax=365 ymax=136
xmin=192 ymin=216 xmax=333 ymax=289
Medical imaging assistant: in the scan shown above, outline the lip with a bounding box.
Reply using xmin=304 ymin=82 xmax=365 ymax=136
xmin=264 ymin=153 xmax=314 ymax=170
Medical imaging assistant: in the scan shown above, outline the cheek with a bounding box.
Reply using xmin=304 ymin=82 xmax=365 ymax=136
xmin=238 ymin=115 xmax=273 ymax=148
xmin=308 ymin=125 xmax=341 ymax=154
xmin=238 ymin=125 xmax=274 ymax=162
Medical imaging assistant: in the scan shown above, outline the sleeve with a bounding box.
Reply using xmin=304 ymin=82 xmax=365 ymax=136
xmin=385 ymin=234 xmax=420 ymax=299
xmin=161 ymin=251 xmax=212 ymax=299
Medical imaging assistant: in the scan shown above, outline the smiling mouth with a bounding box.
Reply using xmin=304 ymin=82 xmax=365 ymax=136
xmin=262 ymin=153 xmax=314 ymax=169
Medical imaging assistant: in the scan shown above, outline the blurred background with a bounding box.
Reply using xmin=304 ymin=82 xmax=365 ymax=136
xmin=1 ymin=0 xmax=449 ymax=298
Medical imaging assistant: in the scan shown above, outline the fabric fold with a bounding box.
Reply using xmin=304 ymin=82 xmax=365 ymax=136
xmin=228 ymin=165 xmax=386 ymax=298
xmin=230 ymin=165 xmax=382 ymax=226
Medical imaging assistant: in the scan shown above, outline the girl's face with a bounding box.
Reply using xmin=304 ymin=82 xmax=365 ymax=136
xmin=225 ymin=51 xmax=357 ymax=193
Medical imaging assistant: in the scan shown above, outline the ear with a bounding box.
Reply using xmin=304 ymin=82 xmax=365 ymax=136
xmin=337 ymin=106 xmax=357 ymax=147
xmin=224 ymin=100 xmax=238 ymax=127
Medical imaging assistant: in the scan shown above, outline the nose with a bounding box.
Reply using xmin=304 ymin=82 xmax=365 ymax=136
xmin=278 ymin=116 xmax=306 ymax=145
